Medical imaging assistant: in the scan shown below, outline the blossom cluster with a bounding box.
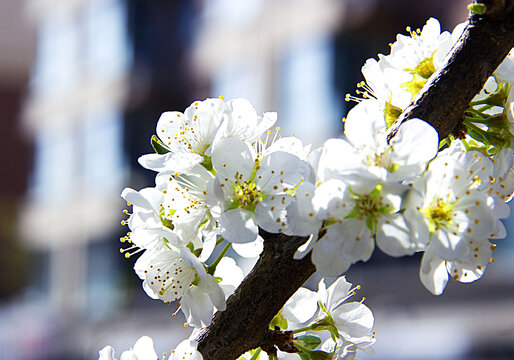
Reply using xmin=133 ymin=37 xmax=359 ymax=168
xmin=99 ymin=17 xmax=514 ymax=360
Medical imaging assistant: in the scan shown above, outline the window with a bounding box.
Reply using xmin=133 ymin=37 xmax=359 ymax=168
xmin=84 ymin=0 xmax=131 ymax=79
xmin=32 ymin=14 xmax=79 ymax=95
xmin=81 ymin=102 xmax=125 ymax=193
xmin=278 ymin=36 xmax=342 ymax=145
xmin=31 ymin=122 xmax=75 ymax=203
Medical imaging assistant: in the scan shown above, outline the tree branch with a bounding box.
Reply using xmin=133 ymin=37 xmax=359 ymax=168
xmin=196 ymin=231 xmax=315 ymax=359
xmin=387 ymin=0 xmax=514 ymax=141
xmin=197 ymin=2 xmax=514 ymax=359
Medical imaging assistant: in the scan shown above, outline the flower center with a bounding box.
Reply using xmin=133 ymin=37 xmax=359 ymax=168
xmin=232 ymin=181 xmax=263 ymax=211
xmin=424 ymin=198 xmax=454 ymax=232
xmin=346 ymin=184 xmax=392 ymax=233
xmin=354 ymin=194 xmax=381 ymax=218
xmin=172 ymin=114 xmax=210 ymax=155
xmin=401 ymin=54 xmax=436 ymax=98
xmin=369 ymin=148 xmax=399 ymax=173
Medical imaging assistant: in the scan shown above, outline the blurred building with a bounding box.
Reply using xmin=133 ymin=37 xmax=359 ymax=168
xmin=3 ymin=0 xmax=512 ymax=359
xmin=14 ymin=0 xmax=196 ymax=358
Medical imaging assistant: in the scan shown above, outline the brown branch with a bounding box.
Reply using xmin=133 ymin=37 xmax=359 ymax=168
xmin=197 ymin=2 xmax=514 ymax=359
xmin=387 ymin=0 xmax=514 ymax=141
xmin=196 ymin=230 xmax=315 ymax=359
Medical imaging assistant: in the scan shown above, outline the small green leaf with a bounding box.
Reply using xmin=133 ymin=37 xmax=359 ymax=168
xmin=296 ymin=334 xmax=322 ymax=350
xmin=269 ymin=311 xmax=288 ymax=330
xmin=151 ymin=135 xmax=171 ymax=154
xmin=294 ymin=343 xmax=334 ymax=360
xmin=467 ymin=3 xmax=487 ymax=15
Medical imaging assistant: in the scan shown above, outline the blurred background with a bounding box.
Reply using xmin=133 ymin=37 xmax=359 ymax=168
xmin=1 ymin=0 xmax=513 ymax=359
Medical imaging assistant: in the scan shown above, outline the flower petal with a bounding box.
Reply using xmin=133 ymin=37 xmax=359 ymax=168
xmin=219 ymin=208 xmax=259 ymax=244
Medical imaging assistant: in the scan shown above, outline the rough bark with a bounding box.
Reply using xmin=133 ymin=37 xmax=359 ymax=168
xmin=197 ymin=2 xmax=514 ymax=359
xmin=196 ymin=230 xmax=315 ymax=359
xmin=387 ymin=0 xmax=514 ymax=141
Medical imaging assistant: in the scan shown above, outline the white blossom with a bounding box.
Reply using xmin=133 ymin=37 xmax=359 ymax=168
xmin=121 ymin=187 xmax=183 ymax=252
xmin=208 ymin=137 xmax=309 ymax=250
xmin=283 ymin=277 xmax=375 ymax=355
xmin=404 ymin=154 xmax=498 ymax=294
xmin=98 ymin=336 xmax=158 ymax=360
xmin=169 ymin=340 xmax=203 ymax=360
xmin=134 ymin=246 xmax=226 ymax=328
xmin=138 ymin=98 xmax=276 ymax=174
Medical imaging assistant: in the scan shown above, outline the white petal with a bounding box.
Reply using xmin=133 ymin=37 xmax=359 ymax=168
xmin=198 ymin=274 xmax=226 ymax=311
xmin=255 ymin=195 xmax=292 ymax=234
xmin=219 ymin=208 xmax=259 ymax=244
xmin=332 ymin=302 xmax=375 ymax=339
xmin=138 ymin=153 xmax=203 ymax=173
xmin=169 ymin=340 xmax=203 ymax=360
xmin=180 ymin=247 xmax=206 ymax=277
xmin=232 ymin=237 xmax=264 ymax=258
xmin=215 ymin=257 xmax=244 ymax=298
xmin=98 ymin=346 xmax=116 ymax=360
xmin=495 ymin=49 xmax=514 ymax=82
xmin=311 ymin=238 xmax=352 ymax=277
xmin=282 ymin=287 xmax=318 ymax=324
xmin=344 ymin=101 xmax=387 ymax=151
xmin=390 ymin=118 xmax=439 ymax=167
xmin=211 ymin=138 xmax=254 ymax=184
xmin=132 ymin=336 xmax=158 ymax=359
xmin=377 ymin=214 xmax=423 ymax=256
xmin=181 ymin=286 xmax=215 ymax=328
xmin=258 ymin=152 xmax=310 ymax=194
xmin=122 ymin=188 xmax=156 ymax=210
xmin=419 ymin=249 xmax=448 ymax=295
xmin=326 ymin=277 xmax=352 ymax=311
xmin=285 ymin=185 xmax=322 ymax=236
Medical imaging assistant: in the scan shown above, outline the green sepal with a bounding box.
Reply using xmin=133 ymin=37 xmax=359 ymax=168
xmin=384 ymin=101 xmax=402 ymax=129
xmin=366 ymin=215 xmax=377 ymax=234
xmin=151 ymin=135 xmax=171 ymax=154
xmin=191 ymin=272 xmax=200 ymax=286
xmin=269 ymin=311 xmax=288 ymax=330
xmin=401 ymin=54 xmax=435 ymax=98
xmin=201 ymin=155 xmax=214 ymax=172
xmin=295 ymin=334 xmax=322 ymax=350
xmin=369 ymin=183 xmax=382 ymax=199
xmin=344 ymin=207 xmax=360 ymax=220
xmin=310 ymin=316 xmax=339 ymax=342
xmin=160 ymin=215 xmax=174 ymax=230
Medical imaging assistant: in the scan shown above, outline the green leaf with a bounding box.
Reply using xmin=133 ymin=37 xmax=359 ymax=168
xmin=151 ymin=135 xmax=171 ymax=154
xmin=298 ymin=352 xmax=310 ymax=360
